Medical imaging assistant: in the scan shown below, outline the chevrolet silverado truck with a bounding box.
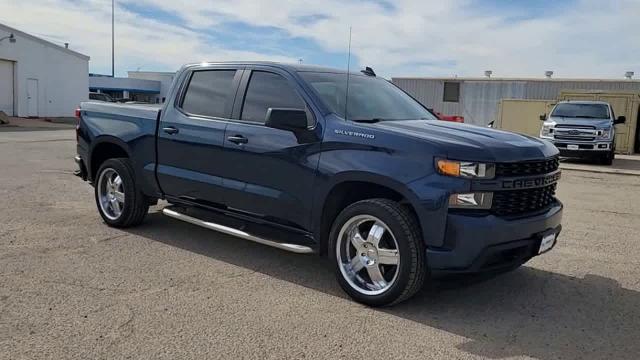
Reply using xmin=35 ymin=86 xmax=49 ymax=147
xmin=75 ymin=62 xmax=563 ymax=306
xmin=540 ymin=100 xmax=626 ymax=165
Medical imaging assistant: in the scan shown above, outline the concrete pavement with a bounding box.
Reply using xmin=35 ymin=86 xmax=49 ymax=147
xmin=1 ymin=130 xmax=639 ymax=359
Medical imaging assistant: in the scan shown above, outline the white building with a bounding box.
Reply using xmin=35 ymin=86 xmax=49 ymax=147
xmin=88 ymin=71 xmax=176 ymax=104
xmin=89 ymin=74 xmax=161 ymax=102
xmin=128 ymin=71 xmax=176 ymax=103
xmin=0 ymin=23 xmax=89 ymax=118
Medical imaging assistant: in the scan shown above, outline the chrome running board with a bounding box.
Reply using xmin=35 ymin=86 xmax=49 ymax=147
xmin=162 ymin=207 xmax=314 ymax=254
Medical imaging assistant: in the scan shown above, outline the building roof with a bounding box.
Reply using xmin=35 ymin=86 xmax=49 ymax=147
xmin=392 ymin=76 xmax=640 ymax=83
xmin=0 ymin=22 xmax=90 ymax=61
xmin=89 ymin=76 xmax=160 ymax=94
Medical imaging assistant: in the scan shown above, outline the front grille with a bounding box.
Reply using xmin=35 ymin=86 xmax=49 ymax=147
xmin=491 ymin=183 xmax=557 ymax=216
xmin=495 ymin=157 xmax=559 ymax=177
xmin=555 ymin=136 xmax=596 ymax=141
xmin=555 ymin=124 xmax=595 ymax=129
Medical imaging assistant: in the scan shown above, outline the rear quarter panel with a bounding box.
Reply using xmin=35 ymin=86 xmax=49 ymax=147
xmin=78 ymin=102 xmax=160 ymax=196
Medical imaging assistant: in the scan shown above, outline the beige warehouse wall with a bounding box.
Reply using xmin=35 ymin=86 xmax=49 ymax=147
xmin=497 ymin=99 xmax=555 ymax=137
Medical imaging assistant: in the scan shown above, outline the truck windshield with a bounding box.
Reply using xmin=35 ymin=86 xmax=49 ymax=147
xmin=551 ymin=103 xmax=609 ymax=119
xmin=299 ymin=72 xmax=437 ymax=122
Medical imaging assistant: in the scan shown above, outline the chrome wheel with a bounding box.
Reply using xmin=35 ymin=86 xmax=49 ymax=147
xmin=97 ymin=168 xmax=125 ymax=220
xmin=336 ymin=215 xmax=400 ymax=296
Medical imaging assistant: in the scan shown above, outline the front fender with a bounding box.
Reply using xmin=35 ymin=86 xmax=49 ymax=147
xmin=312 ymin=171 xmax=453 ymax=249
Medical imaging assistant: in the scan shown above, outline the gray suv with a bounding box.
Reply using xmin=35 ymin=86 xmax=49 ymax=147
xmin=540 ymin=101 xmax=626 ymax=165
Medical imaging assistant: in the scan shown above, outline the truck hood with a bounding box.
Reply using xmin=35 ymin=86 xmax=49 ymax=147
xmin=375 ymin=120 xmax=558 ymax=162
xmin=548 ymin=116 xmax=612 ymax=129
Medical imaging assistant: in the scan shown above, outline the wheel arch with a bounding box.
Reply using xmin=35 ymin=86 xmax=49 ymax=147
xmin=314 ymin=172 xmax=424 ymax=256
xmin=89 ymin=136 xmax=132 ymax=181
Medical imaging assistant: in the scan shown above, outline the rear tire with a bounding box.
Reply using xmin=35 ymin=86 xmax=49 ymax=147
xmin=329 ymin=199 xmax=427 ymax=306
xmin=94 ymin=158 xmax=149 ymax=228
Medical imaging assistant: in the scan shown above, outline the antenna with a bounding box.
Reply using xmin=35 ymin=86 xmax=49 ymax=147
xmin=344 ymin=26 xmax=352 ymax=121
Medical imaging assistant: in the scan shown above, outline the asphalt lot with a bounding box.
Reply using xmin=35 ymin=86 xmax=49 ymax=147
xmin=1 ymin=129 xmax=639 ymax=360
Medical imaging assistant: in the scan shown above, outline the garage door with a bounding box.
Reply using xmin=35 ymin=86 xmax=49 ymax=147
xmin=0 ymin=60 xmax=14 ymax=116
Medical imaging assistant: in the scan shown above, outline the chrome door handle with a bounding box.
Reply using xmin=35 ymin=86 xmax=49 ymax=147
xmin=163 ymin=126 xmax=179 ymax=135
xmin=227 ymin=135 xmax=248 ymax=145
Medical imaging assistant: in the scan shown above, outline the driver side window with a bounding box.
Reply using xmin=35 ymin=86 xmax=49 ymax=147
xmin=241 ymin=71 xmax=310 ymax=125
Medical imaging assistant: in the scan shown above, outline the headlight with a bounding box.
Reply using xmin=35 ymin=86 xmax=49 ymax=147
xmin=436 ymin=159 xmax=495 ymax=179
xmin=598 ymin=128 xmax=611 ymax=139
xmin=449 ymin=192 xmax=493 ymax=209
xmin=540 ymin=122 xmax=555 ymax=138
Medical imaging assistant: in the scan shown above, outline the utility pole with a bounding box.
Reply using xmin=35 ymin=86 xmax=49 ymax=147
xmin=111 ymin=0 xmax=115 ymax=77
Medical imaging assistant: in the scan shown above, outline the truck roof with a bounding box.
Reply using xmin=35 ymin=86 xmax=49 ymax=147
xmin=182 ymin=61 xmax=358 ymax=75
xmin=557 ymin=100 xmax=610 ymax=105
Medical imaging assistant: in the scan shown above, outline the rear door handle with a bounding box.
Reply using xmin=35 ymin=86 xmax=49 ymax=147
xmin=163 ymin=126 xmax=179 ymax=135
xmin=227 ymin=135 xmax=248 ymax=145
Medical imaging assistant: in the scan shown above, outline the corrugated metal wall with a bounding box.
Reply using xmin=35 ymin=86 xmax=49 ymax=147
xmin=392 ymin=78 xmax=640 ymax=126
xmin=462 ymin=81 xmax=526 ymax=125
xmin=394 ymin=78 xmax=462 ymax=118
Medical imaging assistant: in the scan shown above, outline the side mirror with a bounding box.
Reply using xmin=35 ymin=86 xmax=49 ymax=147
xmin=265 ymin=108 xmax=309 ymax=132
xmin=614 ymin=115 xmax=626 ymax=125
xmin=539 ymin=114 xmax=546 ymax=121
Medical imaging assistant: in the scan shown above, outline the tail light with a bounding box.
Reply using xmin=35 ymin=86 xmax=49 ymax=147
xmin=74 ymin=108 xmax=81 ymax=142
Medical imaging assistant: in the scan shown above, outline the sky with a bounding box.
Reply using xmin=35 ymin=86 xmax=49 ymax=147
xmin=0 ymin=0 xmax=638 ymax=79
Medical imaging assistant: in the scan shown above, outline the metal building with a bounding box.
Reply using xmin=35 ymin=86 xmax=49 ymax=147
xmin=392 ymin=76 xmax=640 ymax=126
xmin=89 ymin=71 xmax=177 ymax=104
xmin=128 ymin=71 xmax=176 ymax=104
xmin=89 ymin=74 xmax=161 ymax=102
xmin=0 ymin=23 xmax=89 ymax=118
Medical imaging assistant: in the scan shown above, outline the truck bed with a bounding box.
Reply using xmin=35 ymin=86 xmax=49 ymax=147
xmin=81 ymin=101 xmax=162 ymax=121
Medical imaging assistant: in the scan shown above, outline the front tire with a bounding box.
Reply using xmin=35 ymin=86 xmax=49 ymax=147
xmin=601 ymin=150 xmax=614 ymax=165
xmin=95 ymin=158 xmax=149 ymax=227
xmin=329 ymin=199 xmax=427 ymax=306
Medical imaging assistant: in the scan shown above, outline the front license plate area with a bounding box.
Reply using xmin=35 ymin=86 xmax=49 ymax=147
xmin=538 ymin=232 xmax=557 ymax=254
xmin=567 ymin=144 xmax=579 ymax=150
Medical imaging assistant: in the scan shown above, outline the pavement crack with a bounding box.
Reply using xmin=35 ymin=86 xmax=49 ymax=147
xmin=96 ymin=234 xmax=129 ymax=243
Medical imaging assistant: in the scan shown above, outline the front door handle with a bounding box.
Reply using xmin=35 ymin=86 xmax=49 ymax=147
xmin=227 ymin=135 xmax=248 ymax=145
xmin=163 ymin=126 xmax=179 ymax=135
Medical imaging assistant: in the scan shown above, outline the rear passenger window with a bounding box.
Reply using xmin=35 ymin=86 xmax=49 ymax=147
xmin=241 ymin=71 xmax=306 ymax=123
xmin=181 ymin=70 xmax=236 ymax=118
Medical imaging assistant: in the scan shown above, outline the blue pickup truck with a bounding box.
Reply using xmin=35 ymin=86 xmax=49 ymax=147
xmin=75 ymin=62 xmax=562 ymax=306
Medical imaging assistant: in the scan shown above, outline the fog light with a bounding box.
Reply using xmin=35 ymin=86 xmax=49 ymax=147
xmin=449 ymin=192 xmax=493 ymax=209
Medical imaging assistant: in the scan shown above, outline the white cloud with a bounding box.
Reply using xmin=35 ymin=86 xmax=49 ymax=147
xmin=1 ymin=0 xmax=638 ymax=78
xmin=0 ymin=0 xmax=296 ymax=75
